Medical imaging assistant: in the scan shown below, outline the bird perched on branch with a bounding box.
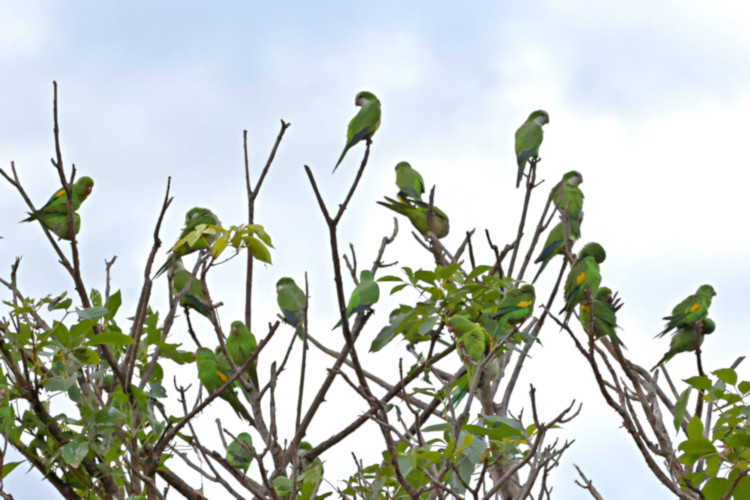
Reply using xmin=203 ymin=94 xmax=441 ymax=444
xmin=514 ymin=110 xmax=549 ymax=187
xmin=155 ymin=207 xmax=221 ymax=278
xmin=551 ymin=170 xmax=584 ymax=239
xmin=277 ymin=277 xmax=307 ymax=338
xmin=333 ymin=91 xmax=381 ymax=172
xmin=653 ymin=318 xmax=715 ymax=370
xmin=561 ymin=242 xmax=606 ymax=323
xmin=394 ymin=162 xmax=425 ymax=203
xmin=579 ymin=286 xmax=624 ymax=345
xmin=657 ymin=284 xmax=716 ymax=338
xmin=170 ymin=259 xmax=214 ymax=324
xmin=22 ymin=176 xmax=94 ymax=222
xmin=377 ymin=197 xmax=450 ymax=239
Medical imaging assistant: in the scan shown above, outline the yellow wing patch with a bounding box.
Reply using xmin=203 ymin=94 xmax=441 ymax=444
xmin=576 ymin=272 xmax=586 ymax=285
xmin=217 ymin=371 xmax=228 ymax=383
xmin=517 ymin=300 xmax=532 ymax=308
xmin=686 ymin=303 xmax=700 ymax=314
xmin=580 ymin=304 xmax=590 ymax=313
xmin=54 ymin=188 xmax=66 ymax=198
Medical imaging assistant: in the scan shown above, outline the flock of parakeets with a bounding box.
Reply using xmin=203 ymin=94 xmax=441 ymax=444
xmin=14 ymin=95 xmax=717 ymax=428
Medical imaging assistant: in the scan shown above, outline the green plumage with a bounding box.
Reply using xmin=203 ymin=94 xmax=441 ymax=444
xmin=653 ymin=318 xmax=715 ymax=370
xmin=579 ymin=287 xmax=624 ymax=345
xmin=170 ymin=259 xmax=214 ymax=324
xmin=37 ymin=213 xmax=81 ymax=240
xmin=514 ymin=110 xmax=549 ymax=188
xmin=196 ymin=348 xmax=253 ymax=423
xmin=449 ymin=315 xmax=488 ymax=385
xmin=22 ymin=176 xmax=94 ymax=222
xmin=377 ymin=196 xmax=450 ymax=239
xmin=395 ymin=162 xmax=425 ymax=202
xmin=533 ymin=223 xmax=575 ymax=284
xmin=155 ymin=207 xmax=222 ymax=277
xmin=550 ymin=171 xmax=584 ymax=239
xmin=561 ymin=242 xmax=606 ymax=323
xmin=276 ymin=277 xmax=307 ymax=337
xmin=334 ymin=270 xmax=380 ymax=329
xmin=658 ymin=284 xmax=716 ymax=337
xmin=494 ymin=284 xmax=536 ymax=334
xmin=333 ymin=91 xmax=381 ymax=172
xmin=226 ymin=321 xmax=259 ymax=389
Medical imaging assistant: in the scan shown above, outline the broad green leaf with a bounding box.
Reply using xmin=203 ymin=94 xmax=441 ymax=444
xmin=61 ymin=441 xmax=89 ymax=467
xmin=104 ymin=291 xmax=122 ymax=322
xmin=713 ymin=368 xmax=738 ymax=386
xmin=86 ymin=329 xmax=135 ymax=347
xmin=702 ymin=477 xmax=731 ymax=500
xmin=90 ymin=288 xmax=102 ymax=307
xmin=247 ymin=238 xmax=272 ymax=264
xmin=738 ymin=381 xmax=750 ymax=394
xmin=685 ymin=376 xmax=711 ymax=391
xmin=77 ymin=307 xmax=109 ymax=322
xmin=687 ymin=415 xmax=704 ymax=439
xmin=72 ymin=347 xmax=100 ymax=365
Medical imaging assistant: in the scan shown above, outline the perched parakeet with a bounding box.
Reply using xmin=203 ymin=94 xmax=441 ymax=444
xmin=579 ymin=287 xmax=624 ymax=345
xmin=170 ymin=259 xmax=214 ymax=324
xmin=333 ymin=91 xmax=381 ymax=172
xmin=377 ymin=196 xmax=450 ymax=239
xmin=36 ymin=212 xmax=81 ymax=241
xmin=334 ymin=270 xmax=380 ymax=329
xmin=652 ymin=318 xmax=715 ymax=370
xmin=22 ymin=177 xmax=94 ymax=223
xmin=155 ymin=207 xmax=222 ymax=278
xmin=449 ymin=315 xmax=490 ymax=386
xmin=550 ymin=170 xmax=584 ymax=239
xmin=657 ymin=284 xmax=716 ymax=338
xmin=561 ymin=242 xmax=606 ymax=323
xmin=196 ymin=348 xmax=253 ymax=423
xmin=494 ymin=284 xmax=536 ymax=334
xmin=532 ymin=223 xmax=576 ymax=284
xmin=226 ymin=321 xmax=259 ymax=389
xmin=395 ymin=162 xmax=425 ymax=202
xmin=276 ymin=277 xmax=307 ymax=337
xmin=514 ymin=110 xmax=549 ymax=188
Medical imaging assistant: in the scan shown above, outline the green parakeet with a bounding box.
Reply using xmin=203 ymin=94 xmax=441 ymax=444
xmin=561 ymin=242 xmax=606 ymax=323
xmin=196 ymin=347 xmax=254 ymax=423
xmin=532 ymin=223 xmax=576 ymax=284
xmin=21 ymin=176 xmax=94 ymax=222
xmin=494 ymin=284 xmax=535 ymax=334
xmin=652 ymin=318 xmax=715 ymax=370
xmin=297 ymin=442 xmax=324 ymax=500
xmin=155 ymin=207 xmax=222 ymax=278
xmin=377 ymin=196 xmax=450 ymax=239
xmin=334 ymin=270 xmax=380 ymax=329
xmin=276 ymin=277 xmax=307 ymax=337
xmin=657 ymin=284 xmax=716 ymax=337
xmin=226 ymin=321 xmax=259 ymax=389
xmin=550 ymin=170 xmax=584 ymax=239
xmin=37 ymin=212 xmax=81 ymax=241
xmin=170 ymin=259 xmax=214 ymax=324
xmin=395 ymin=161 xmax=425 ymax=202
xmin=579 ymin=287 xmax=624 ymax=345
xmin=333 ymin=91 xmax=381 ymax=172
xmin=449 ymin=315 xmax=490 ymax=387
xmin=514 ymin=110 xmax=549 ymax=188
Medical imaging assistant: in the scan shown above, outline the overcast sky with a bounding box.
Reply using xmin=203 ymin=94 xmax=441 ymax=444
xmin=2 ymin=2 xmax=750 ymax=498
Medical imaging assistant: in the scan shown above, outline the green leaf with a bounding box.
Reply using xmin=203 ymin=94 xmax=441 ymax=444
xmin=687 ymin=415 xmax=704 ymax=439
xmin=0 ymin=461 xmax=22 ymax=479
xmin=90 ymin=288 xmax=102 ymax=307
xmin=103 ymin=291 xmax=122 ymax=322
xmin=725 ymin=431 xmax=750 ymax=448
xmin=50 ymin=322 xmax=72 ymax=348
xmin=95 ymin=406 xmax=127 ymax=424
xmin=77 ymin=306 xmax=109 ymax=322
xmin=702 ymin=477 xmax=731 ymax=500
xmin=61 ymin=441 xmax=89 ymax=467
xmin=212 ymin=234 xmax=229 ymax=258
xmin=86 ymin=329 xmax=135 ymax=347
xmin=685 ymin=376 xmax=711 ymax=391
xmin=247 ymin=238 xmax=272 ymax=264
xmin=739 ymin=381 xmax=750 ymax=395
xmin=674 ymin=387 xmax=691 ymax=430
xmin=713 ymin=368 xmax=738 ymax=386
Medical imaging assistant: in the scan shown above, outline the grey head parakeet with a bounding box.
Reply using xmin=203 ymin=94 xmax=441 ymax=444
xmin=561 ymin=242 xmax=606 ymax=323
xmin=155 ymin=207 xmax=222 ymax=278
xmin=333 ymin=91 xmax=381 ymax=172
xmin=514 ymin=110 xmax=549 ymax=187
xmin=377 ymin=196 xmax=450 ymax=239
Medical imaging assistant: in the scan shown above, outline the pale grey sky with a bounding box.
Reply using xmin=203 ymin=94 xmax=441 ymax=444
xmin=2 ymin=2 xmax=750 ymax=498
